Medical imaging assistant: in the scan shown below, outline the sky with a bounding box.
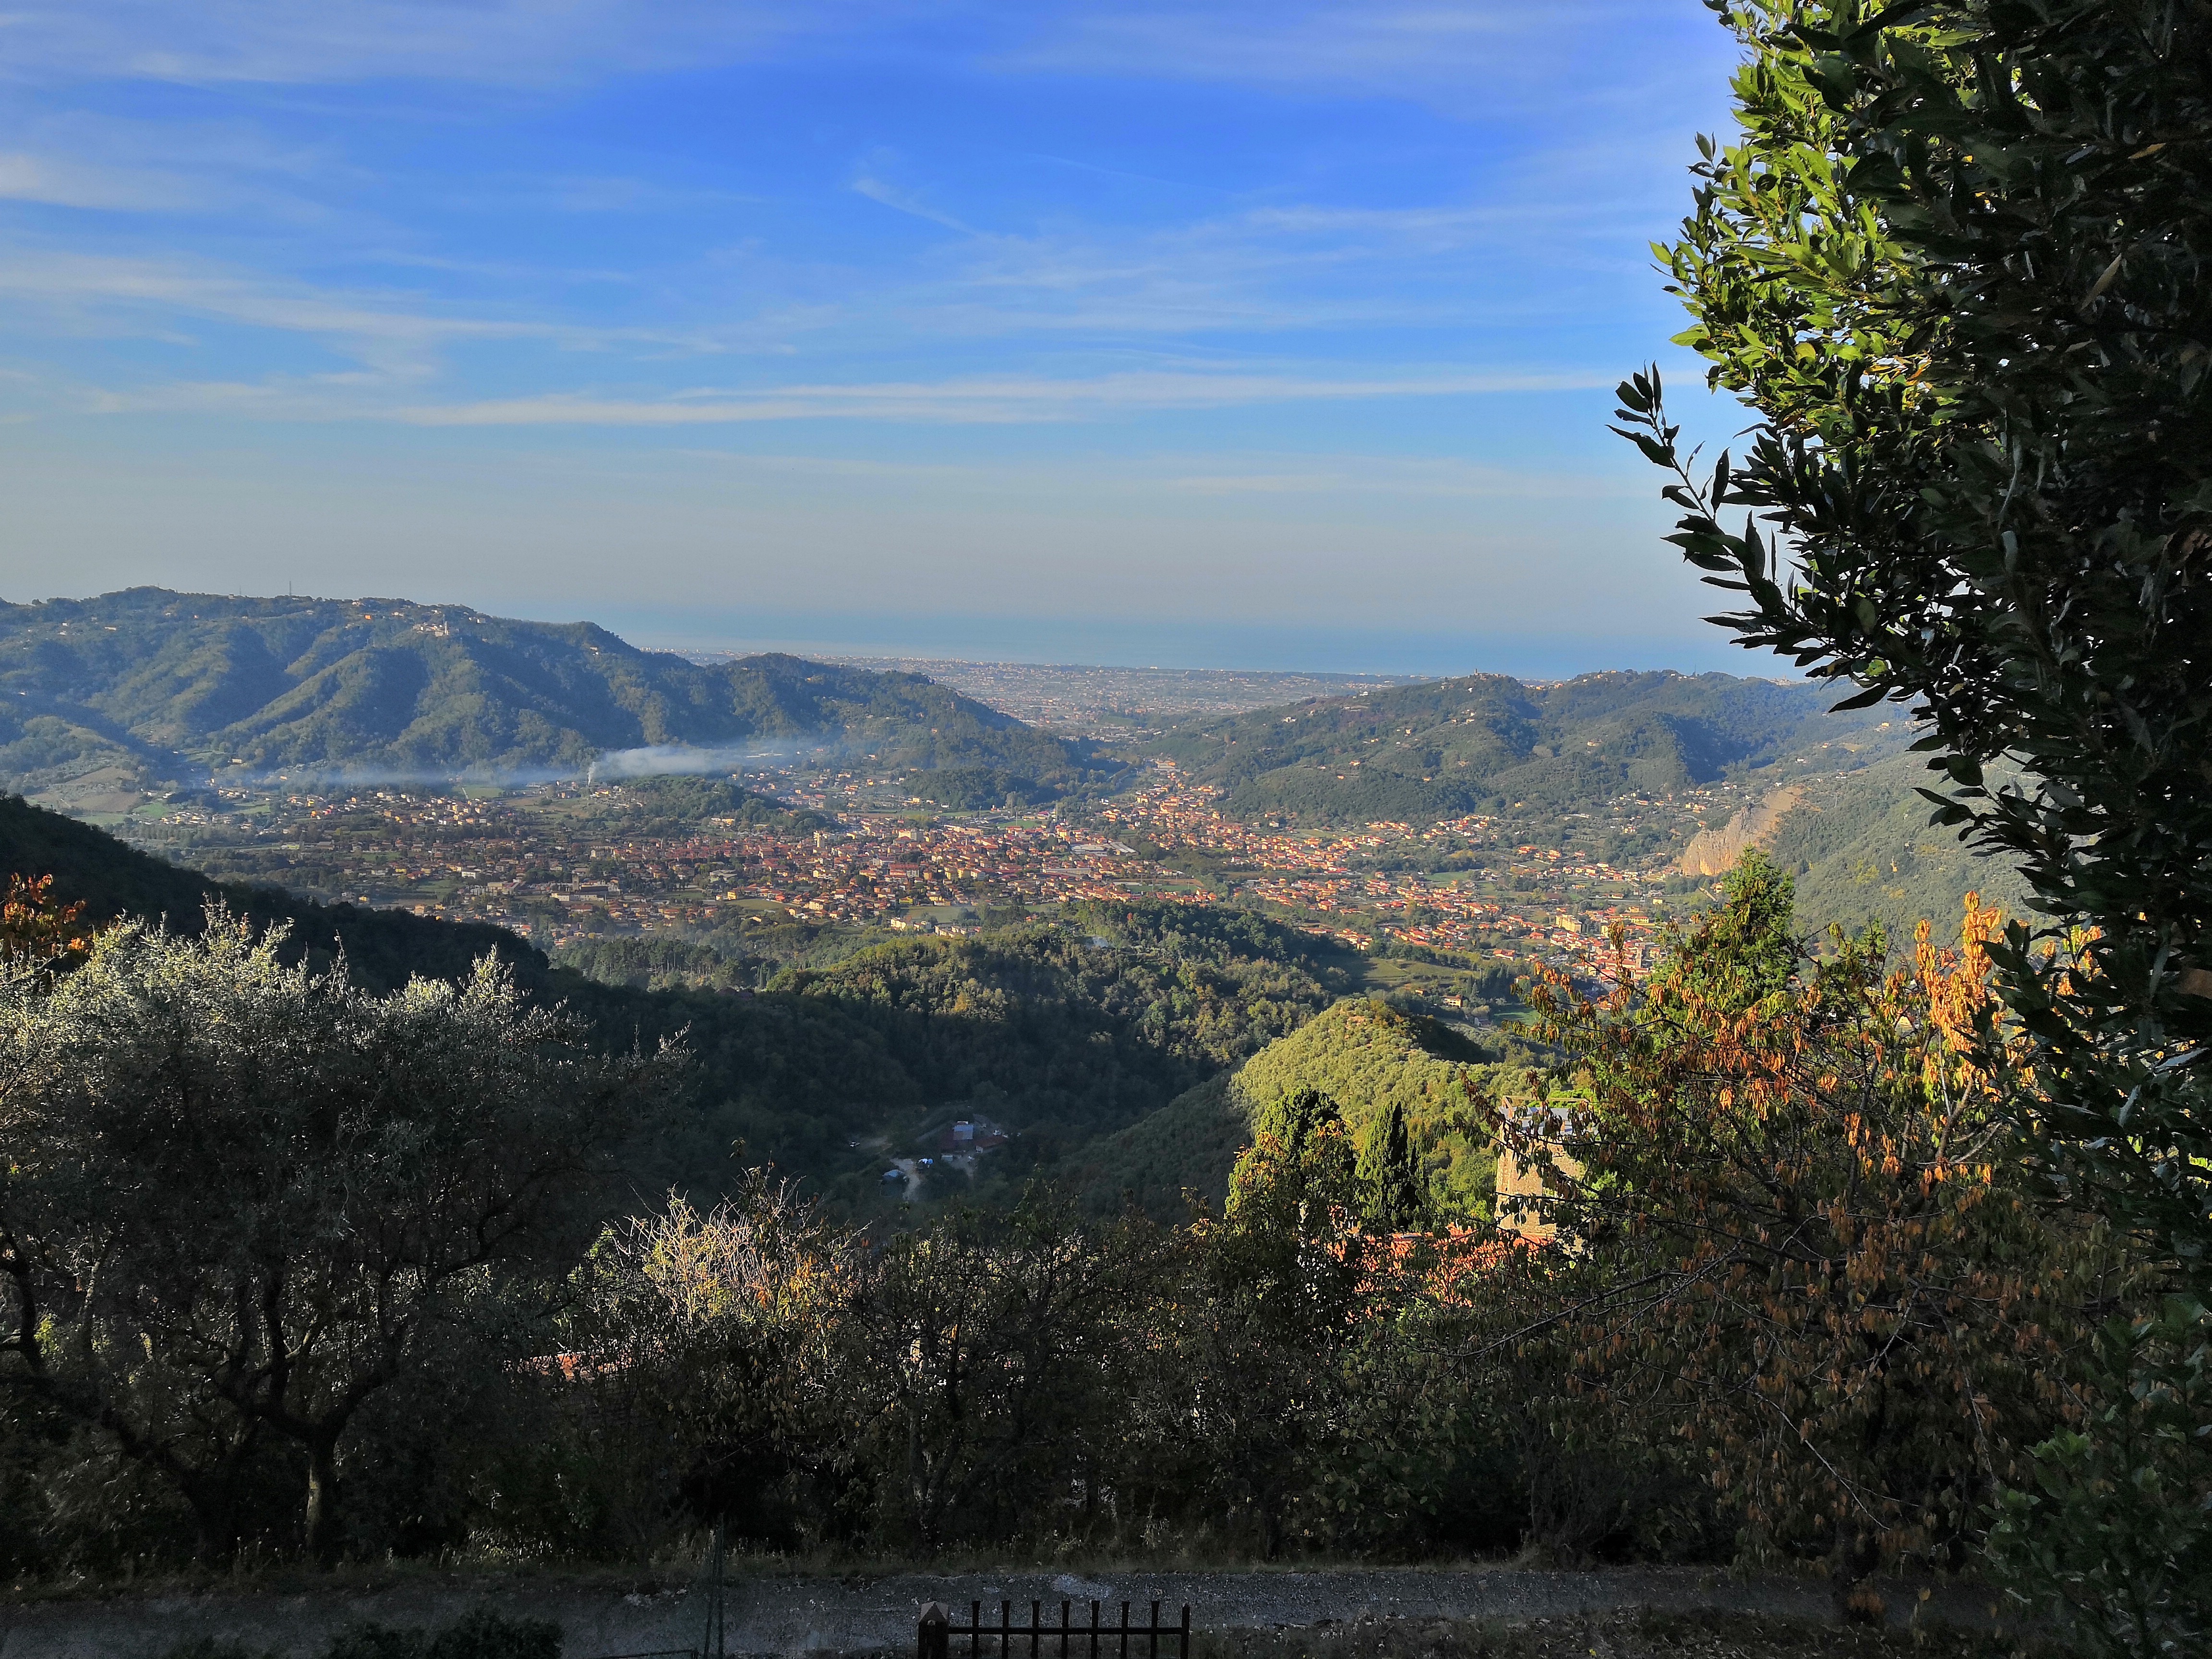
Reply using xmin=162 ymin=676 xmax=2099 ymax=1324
xmin=0 ymin=1 xmax=1764 ymax=676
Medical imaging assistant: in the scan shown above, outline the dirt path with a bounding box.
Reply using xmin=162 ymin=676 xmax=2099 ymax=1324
xmin=0 ymin=1566 xmax=2012 ymax=1659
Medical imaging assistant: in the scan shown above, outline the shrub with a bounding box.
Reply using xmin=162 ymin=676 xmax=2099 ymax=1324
xmin=321 ymin=1611 xmax=560 ymax=1659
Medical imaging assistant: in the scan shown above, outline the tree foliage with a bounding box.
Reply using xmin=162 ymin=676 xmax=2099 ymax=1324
xmin=1613 ymin=0 xmax=2212 ymax=1266
xmin=1986 ymin=1292 xmax=2212 ymax=1656
xmin=0 ymin=906 xmax=676 ymax=1561
xmin=0 ymin=872 xmax=89 ymax=970
xmin=1505 ymin=860 xmax=2124 ymax=1606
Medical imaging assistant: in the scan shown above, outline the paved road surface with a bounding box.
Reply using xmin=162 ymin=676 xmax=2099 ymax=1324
xmin=0 ymin=1565 xmax=2010 ymax=1659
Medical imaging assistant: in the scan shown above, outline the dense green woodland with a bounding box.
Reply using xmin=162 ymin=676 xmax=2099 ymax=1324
xmin=0 ymin=831 xmax=2140 ymax=1611
xmin=1082 ymin=998 xmax=1521 ymax=1222
xmin=0 ymin=589 xmax=1104 ymax=789
xmin=0 ymin=793 xmax=1543 ymax=1576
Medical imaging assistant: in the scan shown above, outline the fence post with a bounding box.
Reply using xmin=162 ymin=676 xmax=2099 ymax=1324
xmin=919 ymin=1604 xmax=950 ymax=1659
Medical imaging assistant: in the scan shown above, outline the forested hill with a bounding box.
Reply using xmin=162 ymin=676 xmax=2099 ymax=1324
xmin=1768 ymin=751 xmax=2037 ymax=943
xmin=1153 ymin=669 xmax=1887 ymax=822
xmin=1077 ymin=997 xmax=1506 ymax=1222
xmin=0 ymin=588 xmax=1103 ymax=791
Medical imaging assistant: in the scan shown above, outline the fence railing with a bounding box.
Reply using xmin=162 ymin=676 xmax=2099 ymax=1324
xmin=918 ymin=1600 xmax=1192 ymax=1659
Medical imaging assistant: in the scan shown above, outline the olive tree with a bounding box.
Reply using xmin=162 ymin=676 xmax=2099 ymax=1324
xmin=841 ymin=1197 xmax=1164 ymax=1552
xmin=568 ymin=1177 xmax=857 ymax=1550
xmin=0 ymin=907 xmax=679 ymax=1562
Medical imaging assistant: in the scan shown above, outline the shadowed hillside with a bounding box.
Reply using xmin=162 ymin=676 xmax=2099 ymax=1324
xmin=0 ymin=792 xmax=548 ymax=994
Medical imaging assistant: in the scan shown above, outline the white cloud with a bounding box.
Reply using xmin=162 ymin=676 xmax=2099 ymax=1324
xmin=1161 ymin=457 xmax=1631 ymax=500
xmin=851 ymin=174 xmax=977 ymax=234
xmin=0 ymin=1 xmax=836 ymax=88
xmin=50 ymin=364 xmax=1608 ymax=426
xmin=856 ymin=181 xmax=1665 ymax=340
xmin=486 ymin=174 xmax=766 ymax=215
xmin=0 ymin=150 xmax=209 ymax=210
xmin=386 ymin=367 xmax=1605 ymax=426
xmin=999 ymin=2 xmax=1676 ymax=110
xmin=0 ymin=1 xmax=1735 ymax=125
xmin=663 ymin=447 xmax=1637 ymax=505
xmin=0 ymin=251 xmax=568 ymax=375
xmin=0 ymin=250 xmax=774 ymax=376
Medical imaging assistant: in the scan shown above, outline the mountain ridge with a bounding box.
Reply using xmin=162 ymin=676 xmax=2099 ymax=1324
xmin=1150 ymin=668 xmax=1893 ymax=823
xmin=0 ymin=588 xmax=1104 ymax=793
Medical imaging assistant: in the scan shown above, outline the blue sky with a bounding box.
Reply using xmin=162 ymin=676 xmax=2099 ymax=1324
xmin=0 ymin=1 xmax=1761 ymax=675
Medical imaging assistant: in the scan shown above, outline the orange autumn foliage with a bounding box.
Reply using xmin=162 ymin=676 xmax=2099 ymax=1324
xmin=0 ymin=874 xmax=91 ymax=969
xmin=1495 ymin=856 xmax=2129 ymax=1596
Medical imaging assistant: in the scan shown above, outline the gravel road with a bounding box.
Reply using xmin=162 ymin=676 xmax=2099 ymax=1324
xmin=0 ymin=1565 xmax=2010 ymax=1659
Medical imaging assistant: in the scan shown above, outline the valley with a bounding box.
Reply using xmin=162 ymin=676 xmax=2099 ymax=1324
xmin=1 ymin=589 xmax=2040 ymax=1224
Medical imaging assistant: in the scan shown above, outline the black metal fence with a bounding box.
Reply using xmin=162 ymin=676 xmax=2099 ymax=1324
xmin=918 ymin=1600 xmax=1192 ymax=1659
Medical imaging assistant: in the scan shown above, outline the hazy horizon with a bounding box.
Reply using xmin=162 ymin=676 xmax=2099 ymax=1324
xmin=4 ymin=581 xmax=1785 ymax=682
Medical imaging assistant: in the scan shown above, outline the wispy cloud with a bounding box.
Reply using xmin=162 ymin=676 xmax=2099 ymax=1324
xmin=395 ymin=368 xmax=1606 ymax=425
xmin=999 ymin=2 xmax=1673 ymax=110
xmin=60 ymin=365 xmax=1607 ymax=426
xmin=478 ymin=174 xmax=766 ymax=215
xmin=862 ymin=187 xmax=1661 ymax=340
xmin=1162 ymin=457 xmax=1628 ymax=500
xmin=0 ymin=250 xmax=782 ymax=376
xmin=852 ymin=172 xmax=977 ymax=234
xmin=0 ymin=150 xmax=211 ymax=210
xmin=665 ymin=448 xmax=1639 ymax=503
xmin=0 ymin=251 xmax=584 ymax=376
xmin=0 ymin=0 xmax=1734 ymax=654
xmin=0 ymin=1 xmax=839 ymax=88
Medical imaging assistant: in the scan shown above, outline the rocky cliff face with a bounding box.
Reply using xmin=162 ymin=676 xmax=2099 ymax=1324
xmin=1678 ymin=786 xmax=1802 ymax=877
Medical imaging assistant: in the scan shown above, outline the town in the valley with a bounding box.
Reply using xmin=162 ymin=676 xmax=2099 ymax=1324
xmin=110 ymin=751 xmax=1775 ymax=1010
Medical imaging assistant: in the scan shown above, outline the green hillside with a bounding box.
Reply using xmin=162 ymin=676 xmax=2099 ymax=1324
xmin=1766 ymin=752 xmax=2037 ymax=944
xmin=1080 ymin=997 xmax=1506 ymax=1221
xmin=0 ymin=589 xmax=1104 ymax=793
xmin=1154 ymin=669 xmax=1890 ymax=823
